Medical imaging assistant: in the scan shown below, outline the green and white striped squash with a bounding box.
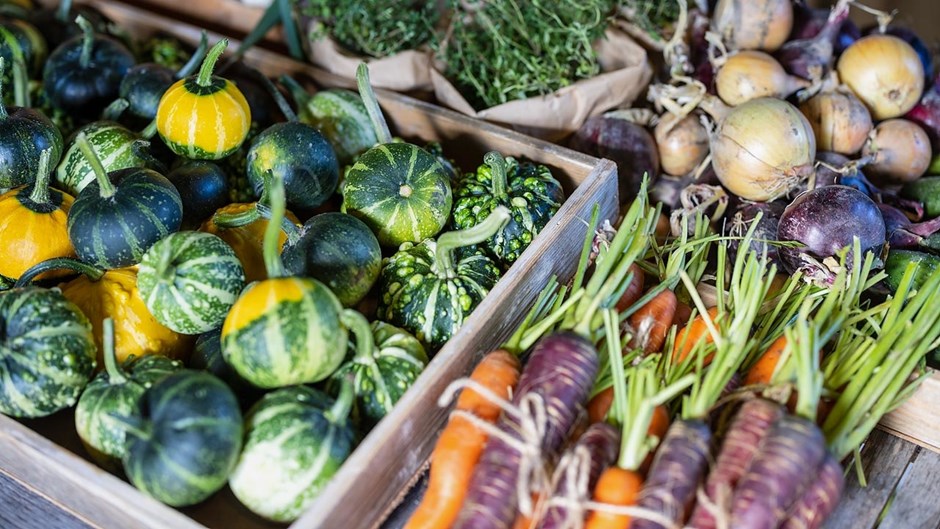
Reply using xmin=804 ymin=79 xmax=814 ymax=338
xmin=123 ymin=370 xmax=243 ymax=507
xmin=0 ymin=287 xmax=96 ymax=418
xmin=137 ymin=231 xmax=246 ymax=334
xmin=56 ymin=121 xmax=152 ymax=196
xmin=229 ymin=383 xmax=355 ymax=522
xmin=220 ymin=277 xmax=349 ymax=388
xmin=297 ymin=88 xmax=377 ymax=166
xmin=342 ymin=143 xmax=452 ymax=247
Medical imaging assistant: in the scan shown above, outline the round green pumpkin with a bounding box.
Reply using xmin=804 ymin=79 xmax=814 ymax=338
xmin=229 ymin=383 xmax=356 ymax=522
xmin=122 ymin=370 xmax=243 ymax=507
xmin=342 ymin=142 xmax=452 ymax=247
xmin=0 ymin=287 xmax=96 ymax=417
xmin=282 ymin=212 xmax=381 ymax=307
xmin=0 ymin=18 xmax=46 ymax=78
xmin=328 ymin=314 xmax=427 ymax=426
xmin=55 ymin=121 xmax=153 ymax=196
xmin=74 ymin=320 xmax=181 ymax=471
xmin=137 ymin=231 xmax=246 ymax=334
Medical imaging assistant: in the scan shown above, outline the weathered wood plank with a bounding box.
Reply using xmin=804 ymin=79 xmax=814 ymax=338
xmin=823 ymin=430 xmax=918 ymax=529
xmin=880 ymin=371 xmax=940 ymax=454
xmin=878 ymin=446 xmax=940 ymax=529
xmin=0 ymin=470 xmax=94 ymax=529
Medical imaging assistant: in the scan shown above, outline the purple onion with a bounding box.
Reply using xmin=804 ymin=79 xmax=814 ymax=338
xmin=569 ymin=115 xmax=659 ymax=201
xmin=777 ymin=185 xmax=886 ymax=283
xmin=726 ymin=200 xmax=786 ymax=265
xmin=878 ymin=203 xmax=940 ymax=249
xmin=790 ymin=1 xmax=829 ymax=40
xmin=776 ymin=0 xmax=851 ymax=80
xmin=906 ymin=73 xmax=940 ymax=152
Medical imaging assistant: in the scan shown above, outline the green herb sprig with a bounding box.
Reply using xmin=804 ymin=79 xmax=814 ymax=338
xmin=300 ymin=0 xmax=438 ymax=58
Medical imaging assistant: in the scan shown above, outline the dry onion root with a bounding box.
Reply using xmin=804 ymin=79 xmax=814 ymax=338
xmin=711 ymin=97 xmax=816 ymax=201
xmin=799 ymin=90 xmax=873 ymax=155
xmin=837 ymin=34 xmax=925 ymax=120
xmin=715 ymin=51 xmax=811 ymax=106
xmin=711 ymin=0 xmax=793 ymax=52
xmin=655 ymin=113 xmax=710 ymax=177
xmin=863 ymin=119 xmax=933 ymax=184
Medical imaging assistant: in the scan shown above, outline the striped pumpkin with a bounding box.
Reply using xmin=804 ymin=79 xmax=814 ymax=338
xmin=0 ymin=287 xmax=96 ymax=418
xmin=342 ymin=142 xmax=452 ymax=247
xmin=229 ymin=384 xmax=355 ymax=522
xmin=292 ymin=84 xmax=377 ymax=166
xmin=221 ymin=277 xmax=348 ymax=388
xmin=123 ymin=370 xmax=242 ymax=507
xmin=55 ymin=121 xmax=152 ymax=196
xmin=137 ymin=231 xmax=245 ymax=335
xmin=155 ymin=39 xmax=250 ymax=161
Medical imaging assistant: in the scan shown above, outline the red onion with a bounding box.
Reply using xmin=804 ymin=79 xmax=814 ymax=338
xmin=789 ymin=1 xmax=829 ymax=41
xmin=776 ymin=0 xmax=851 ymax=80
xmin=569 ymin=114 xmax=659 ymax=201
xmin=906 ymin=73 xmax=940 ymax=152
xmin=878 ymin=203 xmax=940 ymax=249
xmin=726 ymin=200 xmax=785 ymax=265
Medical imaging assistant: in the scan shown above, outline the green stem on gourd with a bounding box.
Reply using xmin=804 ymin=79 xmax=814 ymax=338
xmin=0 ymin=57 xmax=6 ymax=120
xmin=261 ymin=170 xmax=287 ymax=278
xmin=211 ymin=206 xmax=262 ymax=229
xmin=279 ymin=75 xmax=311 ymax=111
xmin=483 ymin=151 xmax=509 ymax=201
xmin=76 ymin=15 xmax=95 ymax=69
xmin=108 ymin=412 xmax=152 ymax=441
xmin=196 ymin=39 xmax=228 ymax=88
xmin=435 ymin=206 xmax=510 ymax=279
xmin=74 ymin=132 xmax=116 ymax=198
xmin=103 ymin=98 xmax=129 ymax=122
xmin=10 ymin=51 xmax=28 ymax=108
xmin=139 ymin=120 xmax=157 ymax=140
xmin=356 ymin=63 xmax=392 ymax=145
xmin=254 ymin=202 xmax=301 ymax=244
xmin=175 ymin=30 xmax=209 ymax=79
xmin=253 ymin=68 xmax=298 ymax=122
xmin=325 ymin=375 xmax=355 ymax=424
xmin=101 ymin=318 xmax=127 ymax=385
xmin=27 ymin=149 xmax=53 ymax=204
xmin=56 ymin=0 xmax=73 ymax=23
xmin=13 ymin=257 xmax=105 ymax=287
xmin=343 ymin=309 xmax=376 ymax=363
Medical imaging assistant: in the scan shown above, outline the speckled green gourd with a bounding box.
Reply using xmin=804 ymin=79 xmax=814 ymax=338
xmin=228 ymin=382 xmax=356 ymax=522
xmin=55 ymin=121 xmax=152 ymax=196
xmin=328 ymin=314 xmax=426 ymax=426
xmin=74 ymin=319 xmax=182 ymax=471
xmin=378 ymin=207 xmax=509 ymax=350
xmin=137 ymin=231 xmax=246 ymax=334
xmin=452 ymin=152 xmax=564 ymax=266
xmin=122 ymin=370 xmax=243 ymax=507
xmin=0 ymin=287 xmax=96 ymax=417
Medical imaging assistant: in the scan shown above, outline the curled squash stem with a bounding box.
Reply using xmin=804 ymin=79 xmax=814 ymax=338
xmin=435 ymin=206 xmax=511 ymax=278
xmin=27 ymin=149 xmax=54 ymax=205
xmin=484 ymin=151 xmax=509 ymax=201
xmin=14 ymin=257 xmax=104 ymax=287
xmin=101 ymin=318 xmax=128 ymax=385
xmin=103 ymin=98 xmax=129 ymax=121
xmin=261 ymin=171 xmax=287 ymax=278
xmin=74 ymin=132 xmax=117 ymax=198
xmin=196 ymin=39 xmax=228 ymax=88
xmin=252 ymin=66 xmax=298 ymax=122
xmin=356 ymin=63 xmax=392 ymax=144
xmin=343 ymin=309 xmax=376 ymax=363
xmin=75 ymin=15 xmax=95 ymax=69
xmin=175 ymin=30 xmax=209 ymax=79
xmin=326 ymin=375 xmax=355 ymax=424
xmin=56 ymin=0 xmax=73 ymax=23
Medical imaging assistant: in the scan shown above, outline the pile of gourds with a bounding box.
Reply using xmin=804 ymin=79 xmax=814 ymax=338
xmin=0 ymin=1 xmax=566 ymax=523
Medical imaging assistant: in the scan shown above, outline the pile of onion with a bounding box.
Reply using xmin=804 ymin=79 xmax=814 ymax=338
xmin=715 ymin=51 xmax=810 ymax=106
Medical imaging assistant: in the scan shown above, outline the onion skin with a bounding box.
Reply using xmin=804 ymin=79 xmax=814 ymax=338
xmin=655 ymin=114 xmax=709 ymax=177
xmin=712 ymin=97 xmax=816 ymax=202
xmin=837 ymin=34 xmax=925 ymax=120
xmin=712 ymin=0 xmax=793 ymax=52
xmin=569 ymin=115 xmax=659 ymax=202
xmin=716 ymin=51 xmax=810 ymax=106
xmin=800 ymin=91 xmax=872 ymax=155
xmin=777 ymin=185 xmax=886 ymax=283
xmin=878 ymin=203 xmax=940 ymax=250
xmin=906 ymin=74 xmax=940 ymax=152
xmin=863 ymin=119 xmax=932 ymax=185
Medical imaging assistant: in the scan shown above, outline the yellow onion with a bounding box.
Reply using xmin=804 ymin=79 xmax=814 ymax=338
xmin=712 ymin=0 xmax=793 ymax=52
xmin=837 ymin=34 xmax=925 ymax=120
xmin=655 ymin=113 xmax=710 ymax=176
xmin=863 ymin=119 xmax=932 ymax=184
xmin=799 ymin=90 xmax=872 ymax=155
xmin=712 ymin=97 xmax=816 ymax=201
xmin=715 ymin=51 xmax=810 ymax=106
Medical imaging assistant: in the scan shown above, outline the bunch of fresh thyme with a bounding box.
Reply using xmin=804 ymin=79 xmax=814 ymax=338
xmin=440 ymin=0 xmax=617 ymax=109
xmin=619 ymin=0 xmax=682 ymax=43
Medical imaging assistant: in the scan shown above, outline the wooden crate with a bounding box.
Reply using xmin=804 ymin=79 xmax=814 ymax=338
xmin=1 ymin=2 xmax=620 ymax=529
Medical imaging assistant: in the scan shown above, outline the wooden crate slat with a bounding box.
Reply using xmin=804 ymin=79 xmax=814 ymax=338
xmin=877 ymin=445 xmax=940 ymax=529
xmin=0 ymin=470 xmax=94 ymax=529
xmin=880 ymin=371 xmax=940 ymax=454
xmin=823 ymin=430 xmax=918 ymax=529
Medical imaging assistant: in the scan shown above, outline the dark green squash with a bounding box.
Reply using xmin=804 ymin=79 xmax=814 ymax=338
xmin=0 ymin=57 xmax=64 ymax=189
xmin=42 ymin=16 xmax=134 ymax=119
xmin=0 ymin=17 xmax=46 ymax=78
xmin=27 ymin=0 xmax=111 ymax=51
xmin=121 ymin=369 xmax=243 ymax=507
xmin=0 ymin=286 xmax=96 ymax=417
xmin=884 ymin=249 xmax=940 ymax=293
xmin=137 ymin=231 xmax=246 ymax=334
xmin=55 ymin=121 xmax=156 ymax=196
xmin=166 ymin=161 xmax=231 ymax=228
xmin=74 ymin=318 xmax=181 ymax=472
xmin=228 ymin=381 xmax=356 ymax=522
xmin=190 ymin=327 xmax=258 ymax=402
xmin=341 ymin=64 xmax=451 ymax=247
xmin=67 ymin=132 xmax=182 ymax=269
xmin=327 ymin=313 xmax=426 ymax=427
xmin=378 ymin=207 xmax=508 ymax=350
xmin=282 ymin=212 xmax=381 ymax=307
xmin=452 ymin=151 xmax=564 ymax=266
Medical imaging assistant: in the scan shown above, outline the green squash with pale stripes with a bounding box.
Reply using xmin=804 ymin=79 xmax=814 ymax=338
xmin=137 ymin=231 xmax=246 ymax=334
xmin=123 ymin=370 xmax=242 ymax=507
xmin=220 ymin=277 xmax=349 ymax=388
xmin=0 ymin=287 xmax=96 ymax=418
xmin=229 ymin=383 xmax=355 ymax=522
xmin=296 ymin=88 xmax=377 ymax=166
xmin=342 ymin=142 xmax=452 ymax=247
xmin=56 ymin=121 xmax=154 ymax=196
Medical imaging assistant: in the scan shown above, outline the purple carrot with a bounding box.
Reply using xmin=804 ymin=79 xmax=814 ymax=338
xmin=879 ymin=203 xmax=940 ymax=249
xmin=541 ymin=422 xmax=620 ymax=529
xmin=631 ymin=419 xmax=712 ymax=529
xmin=729 ymin=415 xmax=827 ymax=529
xmin=688 ymin=399 xmax=785 ymax=529
xmin=779 ymin=452 xmax=845 ymax=529
xmin=453 ymin=332 xmax=599 ymax=529
xmin=906 ymin=73 xmax=940 ymax=152
xmin=776 ymin=0 xmax=851 ymax=80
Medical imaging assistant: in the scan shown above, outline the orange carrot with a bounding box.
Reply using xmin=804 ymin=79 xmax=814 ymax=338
xmin=403 ymin=350 xmax=521 ymax=529
xmin=628 ymin=289 xmax=677 ymax=354
xmin=583 ymin=467 xmax=644 ymax=529
xmin=744 ymin=335 xmax=788 ymax=386
xmin=587 ymin=387 xmax=615 ymax=423
xmin=615 ymin=263 xmax=645 ymax=312
xmin=510 ymin=493 xmax=541 ymax=529
xmin=672 ymin=306 xmax=720 ymax=364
